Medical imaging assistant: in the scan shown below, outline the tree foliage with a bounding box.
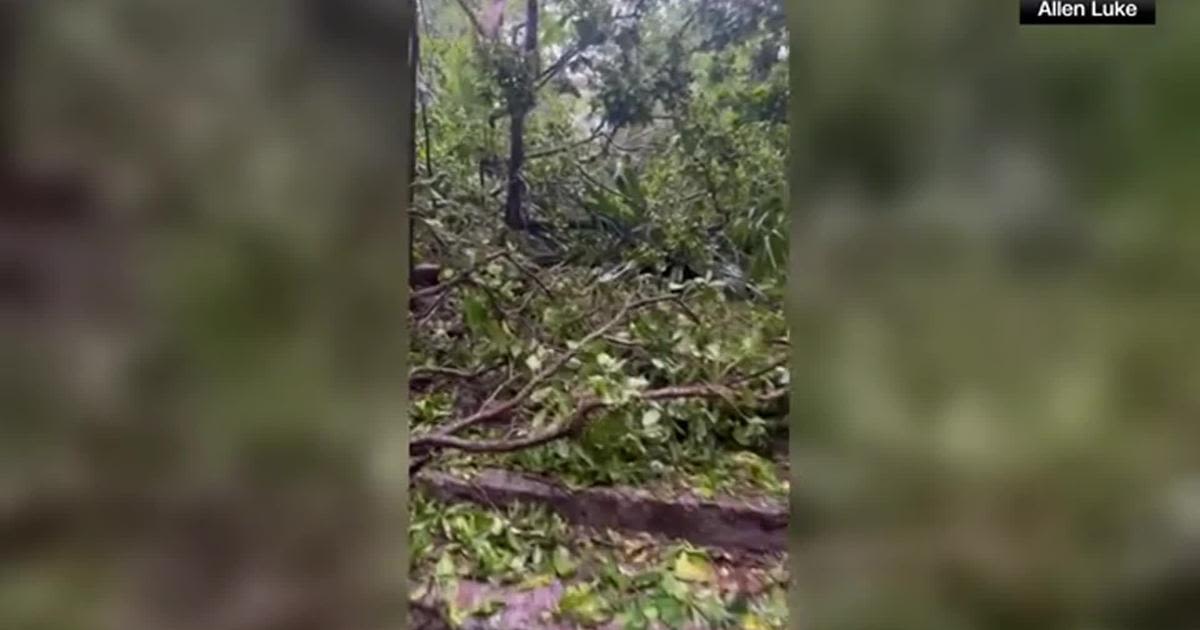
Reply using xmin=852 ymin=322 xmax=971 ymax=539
xmin=415 ymin=0 xmax=787 ymax=283
xmin=410 ymin=5 xmax=789 ymax=625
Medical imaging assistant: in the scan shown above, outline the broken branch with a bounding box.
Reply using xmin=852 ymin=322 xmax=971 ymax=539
xmin=410 ymin=383 xmax=777 ymax=455
xmin=414 ymin=294 xmax=678 ymax=442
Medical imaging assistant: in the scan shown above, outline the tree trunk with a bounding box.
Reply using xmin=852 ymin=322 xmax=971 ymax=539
xmin=503 ymin=0 xmax=538 ymax=230
xmin=504 ymin=116 xmax=526 ymax=228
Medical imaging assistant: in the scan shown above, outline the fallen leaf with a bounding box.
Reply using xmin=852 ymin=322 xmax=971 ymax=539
xmin=553 ymin=546 xmax=577 ymax=577
xmin=558 ymin=583 xmax=610 ymax=624
xmin=673 ymin=551 xmax=715 ymax=584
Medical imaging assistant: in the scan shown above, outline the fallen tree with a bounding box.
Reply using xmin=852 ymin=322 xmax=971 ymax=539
xmin=408 ymin=248 xmax=788 ymax=477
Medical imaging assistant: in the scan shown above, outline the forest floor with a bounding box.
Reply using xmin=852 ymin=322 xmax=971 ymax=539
xmin=408 ymin=241 xmax=789 ymax=629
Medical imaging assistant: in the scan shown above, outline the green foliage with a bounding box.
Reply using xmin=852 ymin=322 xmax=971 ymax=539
xmin=412 ymin=3 xmax=789 ymax=626
xmin=417 ymin=0 xmax=788 ymax=281
xmin=410 ymin=493 xmax=574 ymax=582
xmin=412 ymin=249 xmax=788 ymax=491
xmin=411 ymin=495 xmax=789 ymax=630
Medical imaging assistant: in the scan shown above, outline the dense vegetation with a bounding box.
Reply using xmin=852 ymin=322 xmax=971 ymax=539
xmin=408 ymin=0 xmax=789 ymax=627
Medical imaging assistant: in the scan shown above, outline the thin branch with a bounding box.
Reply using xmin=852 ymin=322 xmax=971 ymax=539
xmin=410 ymin=454 xmax=433 ymax=475
xmin=676 ymin=190 xmax=708 ymax=207
xmin=413 ymin=295 xmax=678 ymax=442
xmin=727 ymin=356 xmax=788 ymax=386
xmin=410 ymin=251 xmax=506 ymax=301
xmin=670 ymin=3 xmax=702 ymax=45
xmin=412 ymin=215 xmax=449 ymax=251
xmin=535 ymin=42 xmax=586 ymax=90
xmin=451 ymin=0 xmax=488 ymax=39
xmin=573 ymin=162 xmax=643 ymax=211
xmin=411 ymin=383 xmax=772 ymax=454
xmin=602 ymin=334 xmax=645 ymax=350
xmin=759 ymin=387 xmax=788 ymax=405
xmin=502 ymin=285 xmax=540 ymax=320
xmin=499 ymin=252 xmax=554 ymax=296
xmin=605 ymin=137 xmax=655 ymax=154
xmin=410 ymin=363 xmax=503 ymax=382
xmin=420 ymin=86 xmax=434 ymax=177
xmin=697 ymin=158 xmax=726 ymax=221
xmin=669 ymin=296 xmax=701 ymax=324
xmin=526 ymin=126 xmax=605 ymax=160
xmin=415 ymin=285 xmax=453 ymax=323
xmin=528 ymin=0 xmax=648 ymax=88
xmin=480 ymin=369 xmax=520 ymax=411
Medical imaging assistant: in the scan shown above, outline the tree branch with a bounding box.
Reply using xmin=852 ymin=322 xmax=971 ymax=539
xmin=411 ymin=383 xmax=780 ymax=455
xmin=451 ymin=0 xmax=488 ymax=39
xmin=535 ymin=42 xmax=586 ymax=90
xmin=410 ymin=362 xmax=503 ymax=382
xmin=573 ymin=162 xmax=643 ymax=211
xmin=412 ymin=295 xmax=679 ymax=442
xmin=728 ymin=356 xmax=789 ymax=386
xmin=410 ymin=251 xmax=507 ymax=301
xmin=526 ymin=126 xmax=605 ymax=160
xmin=498 ymin=252 xmax=554 ymax=296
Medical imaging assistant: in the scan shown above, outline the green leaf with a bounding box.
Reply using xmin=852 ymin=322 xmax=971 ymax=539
xmin=525 ymin=353 xmax=543 ymax=371
xmin=519 ymin=573 xmax=556 ymax=590
xmin=463 ymin=295 xmax=489 ymax=336
xmin=476 ymin=598 xmax=506 ymax=617
xmin=656 ymin=595 xmax=686 ymax=626
xmin=660 ymin=573 xmax=690 ymax=600
xmin=435 ymin=553 xmax=457 ymax=578
xmin=621 ymin=168 xmax=647 ymax=208
xmin=673 ymin=551 xmax=715 ymax=584
xmin=552 ymin=546 xmax=577 ymax=577
xmin=557 ymin=583 xmax=610 ymax=624
xmin=596 ymin=352 xmax=617 ymax=370
xmin=447 ymin=598 xmax=470 ymax=627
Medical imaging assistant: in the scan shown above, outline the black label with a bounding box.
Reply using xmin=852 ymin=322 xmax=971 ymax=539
xmin=1020 ymin=0 xmax=1155 ymax=24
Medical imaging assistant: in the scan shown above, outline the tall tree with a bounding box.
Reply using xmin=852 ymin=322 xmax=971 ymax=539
xmin=504 ymin=0 xmax=538 ymax=228
xmin=426 ymin=0 xmax=787 ymax=279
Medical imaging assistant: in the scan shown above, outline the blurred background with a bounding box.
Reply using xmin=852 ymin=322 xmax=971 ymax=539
xmin=1 ymin=1 xmax=413 ymax=628
xmin=789 ymin=2 xmax=1200 ymax=629
xmin=5 ymin=0 xmax=1200 ymax=628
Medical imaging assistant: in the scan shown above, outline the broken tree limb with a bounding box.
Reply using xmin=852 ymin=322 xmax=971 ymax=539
xmin=409 ymin=362 xmax=504 ymax=382
xmin=411 ymin=383 xmax=751 ymax=455
xmin=410 ymin=251 xmax=507 ymax=301
xmin=414 ymin=468 xmax=788 ymax=552
xmin=414 ymin=294 xmax=680 ymax=444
